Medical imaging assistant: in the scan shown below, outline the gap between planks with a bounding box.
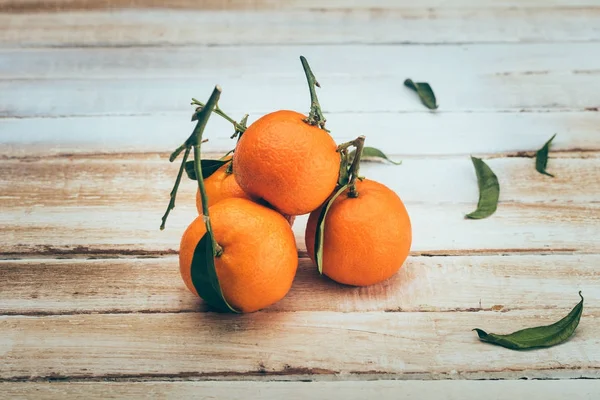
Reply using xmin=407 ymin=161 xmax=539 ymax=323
xmin=2 ymin=380 xmax=600 ymax=400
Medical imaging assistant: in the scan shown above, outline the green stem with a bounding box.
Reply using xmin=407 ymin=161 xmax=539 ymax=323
xmin=160 ymin=146 xmax=191 ymax=230
xmin=347 ymin=136 xmax=365 ymax=198
xmin=192 ymin=87 xmax=224 ymax=257
xmin=191 ymin=98 xmax=246 ymax=134
xmin=300 ymin=55 xmax=328 ymax=131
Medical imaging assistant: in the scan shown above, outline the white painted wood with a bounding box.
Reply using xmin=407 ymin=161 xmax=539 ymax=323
xmin=1 ymin=8 xmax=599 ymax=47
xmin=3 ymin=0 xmax=599 ymax=10
xmin=3 ymin=44 xmax=600 ymax=79
xmin=1 ymin=154 xmax=598 ymax=255
xmin=2 ymin=380 xmax=600 ymax=400
xmin=1 ymin=255 xmax=597 ymax=314
xmin=1 ymin=309 xmax=597 ymax=380
xmin=2 ymin=112 xmax=599 ymax=157
xmin=2 ymin=44 xmax=600 ymax=117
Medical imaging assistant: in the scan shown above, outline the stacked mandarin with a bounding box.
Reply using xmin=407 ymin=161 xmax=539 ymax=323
xmin=161 ymin=57 xmax=412 ymax=313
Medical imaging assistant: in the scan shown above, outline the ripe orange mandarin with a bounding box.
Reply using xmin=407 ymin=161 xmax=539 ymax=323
xmin=233 ymin=110 xmax=340 ymax=216
xmin=180 ymin=197 xmax=298 ymax=312
xmin=195 ymin=156 xmax=252 ymax=213
xmin=305 ymin=179 xmax=412 ymax=286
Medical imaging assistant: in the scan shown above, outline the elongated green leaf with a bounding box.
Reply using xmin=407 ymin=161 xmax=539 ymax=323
xmin=473 ymin=292 xmax=584 ymax=350
xmin=315 ymin=185 xmax=349 ymax=274
xmin=185 ymin=159 xmax=230 ymax=180
xmin=466 ymin=156 xmax=500 ymax=219
xmin=404 ymin=78 xmax=438 ymax=110
xmin=349 ymin=147 xmax=402 ymax=165
xmin=190 ymin=233 xmax=238 ymax=313
xmin=536 ymin=133 xmax=557 ymax=177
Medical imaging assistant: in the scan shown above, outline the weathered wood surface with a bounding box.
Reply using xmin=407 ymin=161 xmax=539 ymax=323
xmin=2 ymin=154 xmax=599 ymax=255
xmin=2 ymin=380 xmax=600 ymax=400
xmin=2 ymin=45 xmax=600 ymax=118
xmin=1 ymin=255 xmax=597 ymax=314
xmin=2 ymin=112 xmax=600 ymax=157
xmin=2 ymin=0 xmax=600 ymax=394
xmin=2 ymin=2 xmax=600 ymax=47
xmin=1 ymin=309 xmax=599 ymax=381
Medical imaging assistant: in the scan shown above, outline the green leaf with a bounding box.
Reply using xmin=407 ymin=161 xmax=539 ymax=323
xmin=466 ymin=156 xmax=500 ymax=219
xmin=349 ymin=147 xmax=402 ymax=165
xmin=473 ymin=292 xmax=584 ymax=350
xmin=404 ymin=78 xmax=438 ymax=110
xmin=190 ymin=233 xmax=239 ymax=313
xmin=185 ymin=159 xmax=230 ymax=180
xmin=314 ymin=185 xmax=349 ymax=274
xmin=536 ymin=133 xmax=556 ymax=177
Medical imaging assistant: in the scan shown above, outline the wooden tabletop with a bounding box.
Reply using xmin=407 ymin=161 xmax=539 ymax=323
xmin=2 ymin=1 xmax=600 ymax=398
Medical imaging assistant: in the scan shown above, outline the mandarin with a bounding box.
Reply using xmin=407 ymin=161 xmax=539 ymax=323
xmin=305 ymin=179 xmax=412 ymax=286
xmin=195 ymin=156 xmax=252 ymax=214
xmin=180 ymin=197 xmax=298 ymax=312
xmin=232 ymin=110 xmax=339 ymax=216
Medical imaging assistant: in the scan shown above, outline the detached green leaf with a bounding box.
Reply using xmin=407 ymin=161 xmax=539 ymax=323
xmin=404 ymin=78 xmax=438 ymax=110
xmin=473 ymin=292 xmax=584 ymax=350
xmin=185 ymin=159 xmax=230 ymax=180
xmin=349 ymin=147 xmax=402 ymax=165
xmin=536 ymin=134 xmax=557 ymax=177
xmin=315 ymin=185 xmax=349 ymax=274
xmin=466 ymin=156 xmax=500 ymax=219
xmin=190 ymin=233 xmax=239 ymax=313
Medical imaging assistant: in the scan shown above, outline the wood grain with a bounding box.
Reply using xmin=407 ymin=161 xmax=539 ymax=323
xmin=1 ymin=154 xmax=599 ymax=255
xmin=1 ymin=8 xmax=599 ymax=47
xmin=2 ymin=380 xmax=600 ymax=399
xmin=2 ymin=45 xmax=600 ymax=118
xmin=2 ymin=112 xmax=600 ymax=157
xmin=1 ymin=309 xmax=598 ymax=381
xmin=1 ymin=255 xmax=597 ymax=314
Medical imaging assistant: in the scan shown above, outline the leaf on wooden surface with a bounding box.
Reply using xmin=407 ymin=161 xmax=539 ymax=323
xmin=190 ymin=233 xmax=238 ymax=313
xmin=473 ymin=292 xmax=583 ymax=350
xmin=185 ymin=159 xmax=229 ymax=180
xmin=349 ymin=147 xmax=402 ymax=165
xmin=404 ymin=79 xmax=438 ymax=110
xmin=536 ymin=134 xmax=557 ymax=177
xmin=315 ymin=185 xmax=348 ymax=274
xmin=466 ymin=156 xmax=500 ymax=220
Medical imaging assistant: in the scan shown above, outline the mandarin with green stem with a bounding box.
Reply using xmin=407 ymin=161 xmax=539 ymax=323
xmin=305 ymin=136 xmax=412 ymax=286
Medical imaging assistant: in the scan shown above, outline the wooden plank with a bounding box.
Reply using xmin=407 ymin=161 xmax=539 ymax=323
xmin=2 ymin=45 xmax=600 ymax=117
xmin=1 ymin=154 xmax=599 ymax=255
xmin=4 ymin=44 xmax=600 ymax=79
xmin=3 ymin=0 xmax=600 ymax=12
xmin=1 ymin=8 xmax=599 ymax=47
xmin=2 ymin=112 xmax=600 ymax=157
xmin=1 ymin=309 xmax=598 ymax=380
xmin=1 ymin=255 xmax=598 ymax=314
xmin=2 ymin=380 xmax=600 ymax=399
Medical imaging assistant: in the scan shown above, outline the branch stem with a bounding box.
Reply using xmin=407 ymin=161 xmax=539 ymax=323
xmin=347 ymin=136 xmax=366 ymax=198
xmin=300 ymin=56 xmax=327 ymax=130
xmin=191 ymin=98 xmax=246 ymax=134
xmin=160 ymin=146 xmax=191 ymax=230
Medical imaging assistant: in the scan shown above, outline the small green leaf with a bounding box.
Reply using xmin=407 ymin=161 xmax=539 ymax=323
xmin=185 ymin=159 xmax=230 ymax=180
xmin=404 ymin=78 xmax=438 ymax=110
xmin=349 ymin=147 xmax=402 ymax=165
xmin=314 ymin=185 xmax=349 ymax=274
xmin=190 ymin=233 xmax=239 ymax=313
xmin=466 ymin=156 xmax=500 ymax=219
xmin=473 ymin=292 xmax=583 ymax=350
xmin=536 ymin=134 xmax=557 ymax=177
